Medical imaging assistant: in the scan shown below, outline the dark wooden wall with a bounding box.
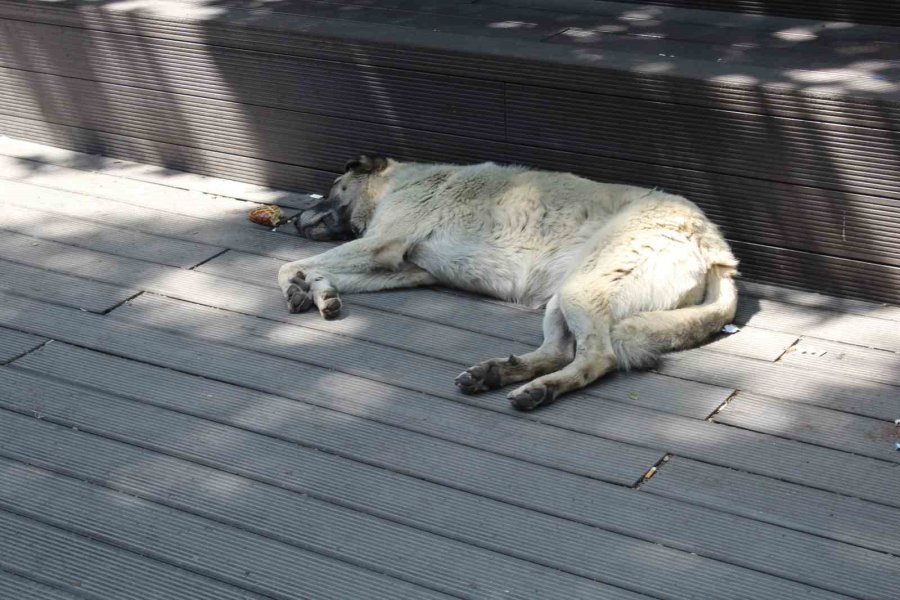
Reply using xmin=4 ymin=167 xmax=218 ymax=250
xmin=587 ymin=0 xmax=900 ymax=27
xmin=1 ymin=0 xmax=899 ymax=303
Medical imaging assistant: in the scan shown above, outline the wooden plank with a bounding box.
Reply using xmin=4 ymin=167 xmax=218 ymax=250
xmin=0 ymin=457 xmax=631 ymax=600
xmin=0 ymin=570 xmax=84 ymax=600
xmin=781 ymin=337 xmax=900 ymax=387
xmin=736 ymin=296 xmax=900 ymax=352
xmin=4 ymin=302 xmax=658 ymax=486
xmin=0 ymin=136 xmax=321 ymax=207
xmin=0 ymin=113 xmax=337 ymax=193
xmin=659 ymin=350 xmax=900 ymax=421
xmin=643 ymin=457 xmax=900 ymax=557
xmin=6 ymin=288 xmax=880 ymax=506
xmin=740 ymin=280 xmax=900 ymax=323
xmin=0 ymin=150 xmax=324 ymax=220
xmin=697 ymin=325 xmax=797 ymax=362
xmin=0 ymin=416 xmax=860 ymax=600
xmin=0 ymin=326 xmax=44 ymax=363
xmin=0 ymin=258 xmax=137 ymax=313
xmin=0 ymin=179 xmax=314 ymax=262
xmin=0 ymin=510 xmax=273 ymax=600
xmin=715 ymin=392 xmax=900 ymax=462
xmin=0 ymin=372 xmax=890 ymax=599
xmin=0 ymin=197 xmax=224 ymax=270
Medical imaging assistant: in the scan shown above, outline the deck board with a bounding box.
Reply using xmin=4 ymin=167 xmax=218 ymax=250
xmin=0 ymin=457 xmax=650 ymax=600
xmin=0 ymin=375 xmax=892 ymax=600
xmin=696 ymin=326 xmax=798 ymax=361
xmin=1 ymin=147 xmax=899 ymax=599
xmin=0 ymin=420 xmax=792 ymax=600
xmin=0 ymin=190 xmax=224 ymax=269
xmin=781 ymin=338 xmax=900 ymax=387
xmin=0 ymin=510 xmax=277 ymax=600
xmin=643 ymin=457 xmax=900 ymax=556
xmin=0 ymin=137 xmax=319 ymax=207
xmin=14 ymin=291 xmax=896 ymax=507
xmin=0 ymin=570 xmax=85 ymax=600
xmin=0 ymin=179 xmax=313 ymax=262
xmin=715 ymin=392 xmax=900 ymax=462
xmin=0 ymin=258 xmax=138 ymax=313
xmin=736 ymin=297 xmax=900 ymax=352
xmin=11 ymin=341 xmax=663 ymax=483
xmin=0 ymin=325 xmax=44 ymax=363
xmin=0 ymin=297 xmax=658 ymax=485
xmin=659 ymin=350 xmax=900 ymax=420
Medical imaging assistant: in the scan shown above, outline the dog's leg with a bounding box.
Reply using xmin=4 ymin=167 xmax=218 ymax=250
xmin=304 ymin=268 xmax=437 ymax=319
xmin=315 ymin=267 xmax=437 ymax=293
xmin=507 ymin=286 xmax=618 ymax=411
xmin=455 ymin=294 xmax=575 ymax=394
xmin=278 ymin=237 xmax=412 ymax=317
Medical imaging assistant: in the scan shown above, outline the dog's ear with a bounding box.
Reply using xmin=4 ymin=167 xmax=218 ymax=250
xmin=344 ymin=154 xmax=389 ymax=175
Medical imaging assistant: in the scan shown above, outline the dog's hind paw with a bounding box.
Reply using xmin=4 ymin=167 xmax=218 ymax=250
xmin=508 ymin=385 xmax=555 ymax=411
xmin=455 ymin=362 xmax=502 ymax=394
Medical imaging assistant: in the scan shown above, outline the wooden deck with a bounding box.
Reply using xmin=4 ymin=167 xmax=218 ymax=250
xmin=0 ymin=137 xmax=897 ymax=599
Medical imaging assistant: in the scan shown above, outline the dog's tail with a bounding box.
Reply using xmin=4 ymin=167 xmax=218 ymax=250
xmin=611 ymin=264 xmax=739 ymax=370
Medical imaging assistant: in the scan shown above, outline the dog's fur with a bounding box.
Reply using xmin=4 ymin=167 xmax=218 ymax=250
xmin=278 ymin=156 xmax=738 ymax=410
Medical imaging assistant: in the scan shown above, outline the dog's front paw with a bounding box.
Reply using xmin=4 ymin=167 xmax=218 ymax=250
xmin=318 ymin=293 xmax=342 ymax=320
xmin=285 ymin=282 xmax=313 ymax=314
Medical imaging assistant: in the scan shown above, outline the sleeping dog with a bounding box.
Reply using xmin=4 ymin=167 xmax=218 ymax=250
xmin=279 ymin=156 xmax=738 ymax=410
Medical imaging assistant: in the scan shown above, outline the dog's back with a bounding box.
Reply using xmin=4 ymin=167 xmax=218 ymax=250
xmin=369 ymin=162 xmax=731 ymax=309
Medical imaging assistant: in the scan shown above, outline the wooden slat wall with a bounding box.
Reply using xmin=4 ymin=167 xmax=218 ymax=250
xmin=1 ymin=0 xmax=899 ymax=302
xmin=570 ymin=0 xmax=900 ymax=27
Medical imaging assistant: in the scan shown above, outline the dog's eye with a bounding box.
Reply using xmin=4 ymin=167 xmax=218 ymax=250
xmin=341 ymin=185 xmax=347 ymax=192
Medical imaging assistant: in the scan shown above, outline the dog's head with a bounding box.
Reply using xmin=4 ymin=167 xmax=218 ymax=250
xmin=294 ymin=154 xmax=391 ymax=241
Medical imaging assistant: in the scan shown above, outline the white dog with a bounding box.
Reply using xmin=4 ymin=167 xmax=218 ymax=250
xmin=278 ymin=156 xmax=738 ymax=410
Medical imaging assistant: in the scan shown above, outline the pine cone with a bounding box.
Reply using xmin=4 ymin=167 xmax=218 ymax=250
xmin=248 ymin=205 xmax=283 ymax=227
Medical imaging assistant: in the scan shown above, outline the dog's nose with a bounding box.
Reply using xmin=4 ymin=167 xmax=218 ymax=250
xmin=295 ymin=208 xmax=347 ymax=241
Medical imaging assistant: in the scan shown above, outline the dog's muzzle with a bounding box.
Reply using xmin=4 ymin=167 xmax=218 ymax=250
xmin=294 ymin=205 xmax=353 ymax=241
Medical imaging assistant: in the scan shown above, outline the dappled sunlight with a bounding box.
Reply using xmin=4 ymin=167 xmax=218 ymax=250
xmin=488 ymin=20 xmax=537 ymax=30
xmin=2 ymin=1 xmax=900 ymax=596
xmin=772 ymin=26 xmax=818 ymax=41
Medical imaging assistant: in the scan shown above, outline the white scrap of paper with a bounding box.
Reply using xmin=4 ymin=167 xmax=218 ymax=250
xmin=721 ymin=324 xmax=740 ymax=334
xmin=309 ymin=194 xmax=323 ymax=199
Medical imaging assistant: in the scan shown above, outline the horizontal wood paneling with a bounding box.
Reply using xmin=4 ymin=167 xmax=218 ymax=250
xmin=589 ymin=0 xmax=900 ymax=27
xmin=0 ymin=19 xmax=506 ymax=140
